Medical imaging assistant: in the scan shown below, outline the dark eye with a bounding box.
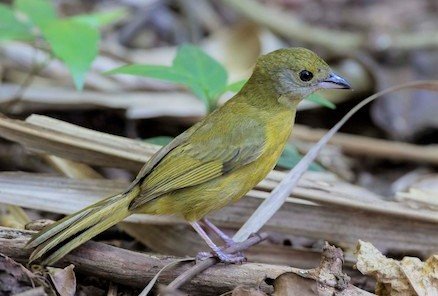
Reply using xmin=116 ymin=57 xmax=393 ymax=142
xmin=299 ymin=70 xmax=313 ymax=82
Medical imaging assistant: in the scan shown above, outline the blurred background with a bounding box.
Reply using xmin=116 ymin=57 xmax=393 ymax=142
xmin=0 ymin=0 xmax=437 ymax=295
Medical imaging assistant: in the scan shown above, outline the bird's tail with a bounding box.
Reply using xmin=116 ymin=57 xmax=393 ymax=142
xmin=26 ymin=186 xmax=140 ymax=265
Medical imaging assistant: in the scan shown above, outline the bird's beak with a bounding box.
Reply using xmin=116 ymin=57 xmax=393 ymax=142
xmin=318 ymin=73 xmax=351 ymax=89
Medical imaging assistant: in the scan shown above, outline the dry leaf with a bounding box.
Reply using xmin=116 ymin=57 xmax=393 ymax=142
xmin=274 ymin=243 xmax=375 ymax=296
xmin=355 ymin=240 xmax=438 ymax=296
xmin=0 ymin=253 xmax=41 ymax=294
xmin=47 ymin=264 xmax=76 ymax=296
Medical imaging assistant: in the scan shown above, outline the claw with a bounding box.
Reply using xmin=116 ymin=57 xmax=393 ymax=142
xmin=219 ymin=239 xmax=245 ymax=259
xmin=216 ymin=250 xmax=246 ymax=264
xmin=196 ymin=250 xmax=246 ymax=264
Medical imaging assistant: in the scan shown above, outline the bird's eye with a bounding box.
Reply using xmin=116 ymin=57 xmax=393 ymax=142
xmin=299 ymin=70 xmax=313 ymax=82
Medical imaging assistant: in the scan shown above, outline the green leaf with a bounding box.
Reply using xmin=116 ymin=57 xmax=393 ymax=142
xmin=42 ymin=19 xmax=99 ymax=90
xmin=173 ymin=44 xmax=228 ymax=103
xmin=306 ymin=93 xmax=336 ymax=109
xmin=0 ymin=3 xmax=34 ymax=41
xmin=106 ymin=44 xmax=228 ymax=111
xmin=105 ymin=64 xmax=192 ymax=85
xmin=277 ymin=143 xmax=324 ymax=171
xmin=71 ymin=8 xmax=128 ymax=28
xmin=144 ymin=136 xmax=174 ymax=146
xmin=225 ymin=79 xmax=247 ymax=93
xmin=14 ymin=0 xmax=57 ymax=28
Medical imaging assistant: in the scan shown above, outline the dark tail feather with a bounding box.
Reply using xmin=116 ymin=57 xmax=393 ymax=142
xmin=27 ymin=189 xmax=138 ymax=265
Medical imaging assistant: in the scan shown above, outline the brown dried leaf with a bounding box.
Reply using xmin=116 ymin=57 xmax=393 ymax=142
xmin=355 ymin=240 xmax=438 ymax=296
xmin=0 ymin=253 xmax=40 ymax=294
xmin=47 ymin=264 xmax=76 ymax=296
xmin=274 ymin=243 xmax=375 ymax=296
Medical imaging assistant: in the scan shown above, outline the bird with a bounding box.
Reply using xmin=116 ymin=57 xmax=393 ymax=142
xmin=26 ymin=47 xmax=351 ymax=265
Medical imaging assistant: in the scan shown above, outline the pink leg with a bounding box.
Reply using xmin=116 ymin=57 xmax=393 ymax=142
xmin=190 ymin=221 xmax=245 ymax=264
xmin=202 ymin=218 xmax=235 ymax=246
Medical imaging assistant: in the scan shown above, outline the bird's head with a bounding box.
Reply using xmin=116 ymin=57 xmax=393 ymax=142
xmin=251 ymin=47 xmax=350 ymax=105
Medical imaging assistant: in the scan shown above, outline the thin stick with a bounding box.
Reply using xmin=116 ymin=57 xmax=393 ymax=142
xmin=233 ymin=80 xmax=438 ymax=242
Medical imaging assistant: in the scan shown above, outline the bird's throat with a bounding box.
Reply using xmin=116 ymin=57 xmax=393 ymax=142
xmin=278 ymin=94 xmax=302 ymax=108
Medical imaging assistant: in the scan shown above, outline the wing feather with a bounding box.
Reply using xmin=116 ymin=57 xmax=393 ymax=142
xmin=129 ymin=114 xmax=266 ymax=210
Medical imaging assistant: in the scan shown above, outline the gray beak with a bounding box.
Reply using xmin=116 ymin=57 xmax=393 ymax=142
xmin=318 ymin=73 xmax=351 ymax=89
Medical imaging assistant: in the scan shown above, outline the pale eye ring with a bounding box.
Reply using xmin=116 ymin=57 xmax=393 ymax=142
xmin=299 ymin=70 xmax=313 ymax=82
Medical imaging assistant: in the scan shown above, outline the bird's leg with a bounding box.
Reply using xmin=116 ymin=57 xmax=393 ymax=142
xmin=201 ymin=218 xmax=235 ymax=247
xmin=190 ymin=221 xmax=245 ymax=264
xmin=201 ymin=218 xmax=245 ymax=260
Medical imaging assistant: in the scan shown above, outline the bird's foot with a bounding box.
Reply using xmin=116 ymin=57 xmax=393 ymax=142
xmin=216 ymin=250 xmax=246 ymax=264
xmin=196 ymin=250 xmax=246 ymax=264
xmin=219 ymin=239 xmax=245 ymax=260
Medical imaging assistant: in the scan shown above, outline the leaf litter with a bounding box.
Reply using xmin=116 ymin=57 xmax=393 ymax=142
xmin=356 ymin=240 xmax=438 ymax=296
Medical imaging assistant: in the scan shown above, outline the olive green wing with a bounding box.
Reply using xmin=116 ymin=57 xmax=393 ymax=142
xmin=129 ymin=118 xmax=266 ymax=210
xmin=127 ymin=121 xmax=202 ymax=191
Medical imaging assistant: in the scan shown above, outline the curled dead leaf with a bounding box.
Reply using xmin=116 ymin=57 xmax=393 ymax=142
xmin=47 ymin=264 xmax=76 ymax=296
xmin=355 ymin=240 xmax=438 ymax=296
xmin=0 ymin=253 xmax=45 ymax=294
xmin=274 ymin=242 xmax=375 ymax=296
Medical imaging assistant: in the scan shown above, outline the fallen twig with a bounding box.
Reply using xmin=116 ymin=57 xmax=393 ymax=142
xmin=0 ymin=227 xmax=292 ymax=295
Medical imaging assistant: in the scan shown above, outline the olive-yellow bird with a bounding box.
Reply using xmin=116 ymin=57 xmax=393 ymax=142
xmin=27 ymin=48 xmax=350 ymax=264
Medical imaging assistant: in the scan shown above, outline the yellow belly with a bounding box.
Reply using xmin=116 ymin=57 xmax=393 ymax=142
xmin=138 ymin=110 xmax=295 ymax=221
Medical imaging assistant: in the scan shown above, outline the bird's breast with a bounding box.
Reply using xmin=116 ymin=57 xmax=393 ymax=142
xmin=244 ymin=110 xmax=296 ymax=183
